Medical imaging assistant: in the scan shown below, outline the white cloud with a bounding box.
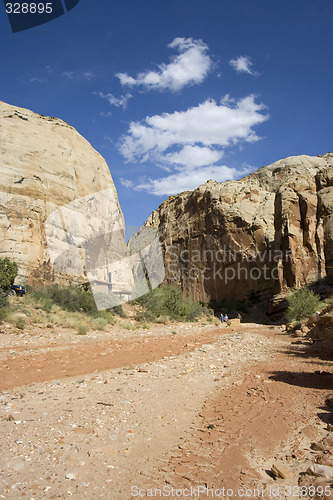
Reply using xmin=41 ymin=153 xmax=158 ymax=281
xmin=30 ymin=67 xmax=94 ymax=85
xmin=116 ymin=37 xmax=212 ymax=92
xmin=62 ymin=71 xmax=75 ymax=79
xmin=61 ymin=70 xmax=95 ymax=80
xmin=30 ymin=77 xmax=46 ymax=84
xmin=95 ymin=91 xmax=132 ymax=109
xmin=83 ymin=71 xmax=94 ymax=81
xmin=120 ymin=178 xmax=134 ymax=188
xmin=119 ymin=95 xmax=269 ymax=163
xmin=119 ymin=94 xmax=268 ymax=196
xmin=229 ymin=56 xmax=258 ymax=75
xmin=100 ymin=111 xmax=113 ymax=117
xmin=135 ymin=165 xmax=242 ymax=196
xmin=164 ymin=145 xmax=224 ymax=169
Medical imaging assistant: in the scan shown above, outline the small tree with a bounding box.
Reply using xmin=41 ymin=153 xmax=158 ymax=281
xmin=286 ymin=288 xmax=321 ymax=322
xmin=0 ymin=257 xmax=18 ymax=292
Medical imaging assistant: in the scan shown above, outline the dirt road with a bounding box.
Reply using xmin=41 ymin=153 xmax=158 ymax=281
xmin=0 ymin=323 xmax=332 ymax=499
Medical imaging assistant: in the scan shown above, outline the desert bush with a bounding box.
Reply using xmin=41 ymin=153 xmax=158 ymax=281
xmin=77 ymin=323 xmax=88 ymax=335
xmin=0 ymin=305 xmax=9 ymax=321
xmin=155 ymin=315 xmax=170 ymax=324
xmin=14 ymin=316 xmax=25 ymax=330
xmin=40 ymin=298 xmax=53 ymax=313
xmin=29 ymin=285 xmax=126 ymax=318
xmin=111 ymin=304 xmax=126 ymax=318
xmin=97 ymin=310 xmax=115 ymax=324
xmin=93 ymin=317 xmax=108 ymax=331
xmin=0 ymin=257 xmax=18 ymax=293
xmin=61 ymin=311 xmax=83 ymax=329
xmin=0 ymin=288 xmax=8 ymax=309
xmin=135 ymin=285 xmax=203 ymax=322
xmin=135 ymin=323 xmax=149 ymax=329
xmin=286 ymin=288 xmax=321 ymax=322
xmin=48 ymin=285 xmax=97 ymax=314
xmin=134 ymin=310 xmax=156 ymax=322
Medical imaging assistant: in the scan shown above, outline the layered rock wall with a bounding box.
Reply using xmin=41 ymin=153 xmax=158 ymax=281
xmin=143 ymin=154 xmax=333 ymax=303
xmin=0 ymin=101 xmax=125 ymax=288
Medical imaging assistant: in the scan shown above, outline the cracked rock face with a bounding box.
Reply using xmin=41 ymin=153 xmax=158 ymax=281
xmin=0 ymin=101 xmax=124 ymax=287
xmin=142 ymin=154 xmax=333 ymax=303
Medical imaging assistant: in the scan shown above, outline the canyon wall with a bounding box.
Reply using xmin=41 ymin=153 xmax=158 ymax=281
xmin=0 ymin=101 xmax=127 ymax=290
xmin=142 ymin=154 xmax=333 ymax=303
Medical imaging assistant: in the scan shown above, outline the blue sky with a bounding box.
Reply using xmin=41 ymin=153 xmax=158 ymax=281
xmin=1 ymin=0 xmax=332 ymax=229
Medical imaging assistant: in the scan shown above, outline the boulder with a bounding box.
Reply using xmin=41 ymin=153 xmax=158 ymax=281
xmin=306 ymin=464 xmax=333 ymax=479
xmin=227 ymin=318 xmax=241 ymax=327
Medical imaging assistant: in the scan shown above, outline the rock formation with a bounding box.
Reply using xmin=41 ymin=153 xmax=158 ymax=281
xmin=0 ymin=101 xmax=127 ymax=290
xmin=142 ymin=154 xmax=333 ymax=304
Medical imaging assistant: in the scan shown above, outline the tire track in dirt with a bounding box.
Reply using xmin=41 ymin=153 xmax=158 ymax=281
xmin=138 ymin=337 xmax=333 ymax=499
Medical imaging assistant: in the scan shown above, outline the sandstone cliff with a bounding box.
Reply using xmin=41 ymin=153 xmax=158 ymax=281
xmin=142 ymin=154 xmax=333 ymax=304
xmin=0 ymin=101 xmax=126 ymax=290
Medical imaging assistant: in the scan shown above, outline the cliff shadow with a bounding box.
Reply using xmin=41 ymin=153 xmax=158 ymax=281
xmin=269 ymin=369 xmax=333 ymax=425
xmin=280 ymin=338 xmax=333 ymax=362
xmin=268 ymin=369 xmax=333 ymax=391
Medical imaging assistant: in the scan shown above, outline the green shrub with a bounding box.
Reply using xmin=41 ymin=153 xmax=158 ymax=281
xmin=97 ymin=310 xmax=115 ymax=324
xmin=135 ymin=285 xmax=203 ymax=322
xmin=135 ymin=322 xmax=149 ymax=329
xmin=134 ymin=310 xmax=157 ymax=322
xmin=286 ymin=288 xmax=321 ymax=322
xmin=155 ymin=315 xmax=170 ymax=324
xmin=41 ymin=298 xmax=53 ymax=313
xmin=112 ymin=304 xmax=126 ymax=318
xmin=14 ymin=316 xmax=25 ymax=330
xmin=0 ymin=305 xmax=9 ymax=321
xmin=30 ymin=285 xmax=97 ymax=315
xmin=0 ymin=288 xmax=8 ymax=309
xmin=28 ymin=285 xmax=127 ymax=318
xmin=0 ymin=257 xmax=18 ymax=293
xmin=93 ymin=317 xmax=108 ymax=331
xmin=77 ymin=323 xmax=88 ymax=335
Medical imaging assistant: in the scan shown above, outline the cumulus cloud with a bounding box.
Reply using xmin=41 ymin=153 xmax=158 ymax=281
xmin=134 ymin=165 xmax=244 ymax=196
xmin=164 ymin=145 xmax=224 ymax=169
xmin=119 ymin=95 xmax=268 ymax=163
xmin=94 ymin=91 xmax=133 ymax=109
xmin=119 ymin=94 xmax=268 ymax=196
xmin=229 ymin=56 xmax=257 ymax=75
xmin=116 ymin=37 xmax=212 ymax=92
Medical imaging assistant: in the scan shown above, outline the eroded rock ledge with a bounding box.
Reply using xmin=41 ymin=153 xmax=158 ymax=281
xmin=143 ymin=153 xmax=333 ymax=303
